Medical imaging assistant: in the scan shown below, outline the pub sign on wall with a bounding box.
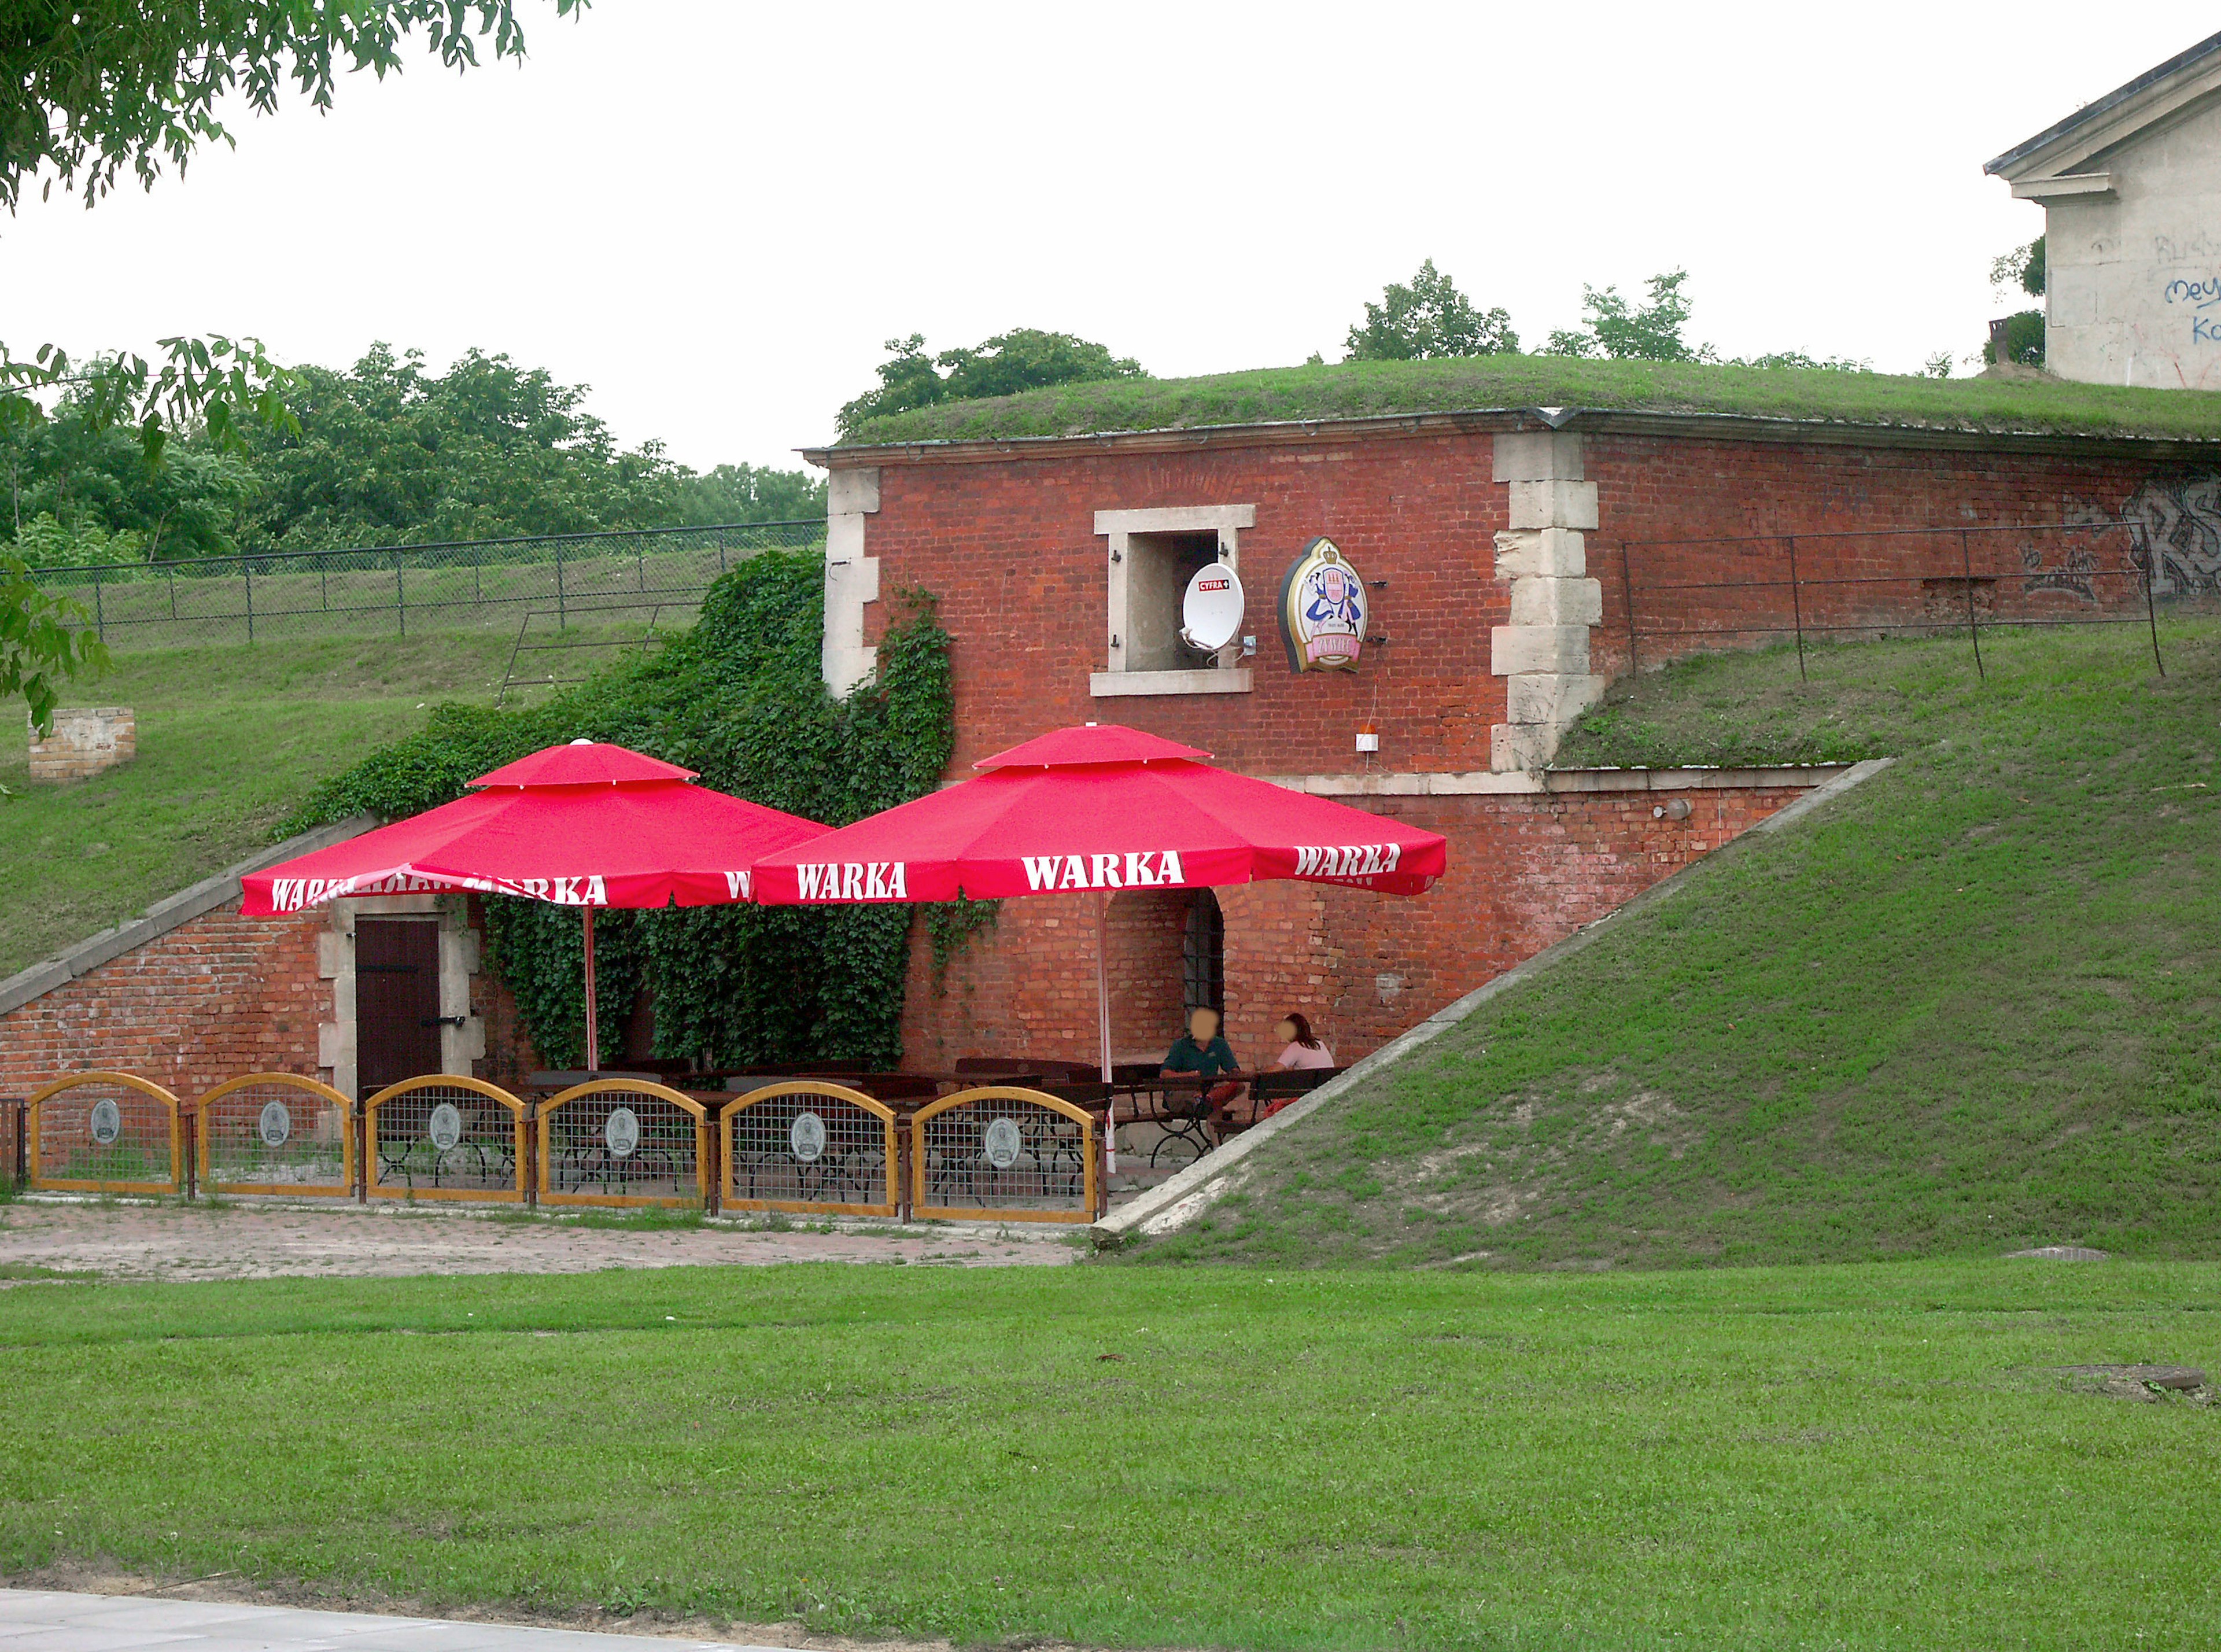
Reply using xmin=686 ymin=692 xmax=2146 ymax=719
xmin=1277 ymin=537 xmax=1367 ymax=672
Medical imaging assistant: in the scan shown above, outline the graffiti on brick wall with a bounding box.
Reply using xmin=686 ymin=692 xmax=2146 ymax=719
xmin=2119 ymin=473 xmax=2221 ymax=596
xmin=2021 ymin=541 xmax=2100 ymax=600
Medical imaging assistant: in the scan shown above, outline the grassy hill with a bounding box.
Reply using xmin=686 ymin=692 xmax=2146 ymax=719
xmin=0 ymin=635 xmax=526 ymax=978
xmin=840 ymin=353 xmax=2221 ymax=447
xmin=1135 ymin=620 xmax=2221 ymax=1269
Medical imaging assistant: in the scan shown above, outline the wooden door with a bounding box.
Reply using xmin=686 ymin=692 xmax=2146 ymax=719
xmin=355 ymin=920 xmax=443 ymax=1096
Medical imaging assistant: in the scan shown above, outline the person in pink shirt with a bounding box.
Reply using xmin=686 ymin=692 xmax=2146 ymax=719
xmin=1272 ymin=1012 xmax=1335 ymax=1071
xmin=1257 ymin=1013 xmax=1336 ymax=1119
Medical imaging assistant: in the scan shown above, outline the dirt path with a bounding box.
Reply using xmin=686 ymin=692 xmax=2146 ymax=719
xmin=0 ymin=1201 xmax=1078 ymax=1282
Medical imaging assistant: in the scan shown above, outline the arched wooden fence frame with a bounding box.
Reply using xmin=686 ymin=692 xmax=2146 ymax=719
xmin=193 ymin=1072 xmax=355 ymax=1198
xmin=910 ymin=1086 xmax=1098 ymax=1223
xmin=24 ymin=1071 xmax=183 ymax=1195
xmin=720 ymin=1082 xmax=899 ymax=1218
xmin=362 ymin=1074 xmax=528 ymax=1203
xmin=537 ymin=1079 xmax=710 ymax=1209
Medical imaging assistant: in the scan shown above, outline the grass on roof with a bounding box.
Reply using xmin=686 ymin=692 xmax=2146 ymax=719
xmin=1131 ymin=618 xmax=2221 ymax=1271
xmin=840 ymin=354 xmax=2221 ymax=447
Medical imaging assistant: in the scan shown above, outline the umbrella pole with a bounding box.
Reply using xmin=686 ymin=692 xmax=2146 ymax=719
xmin=1097 ymin=891 xmax=1114 ymax=1192
xmin=582 ymin=906 xmax=599 ymax=1074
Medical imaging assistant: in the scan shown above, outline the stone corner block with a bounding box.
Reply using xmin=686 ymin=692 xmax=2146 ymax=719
xmin=1508 ymin=577 xmax=1604 ymax=628
xmin=828 ymin=467 xmax=880 ymax=515
xmin=1506 ymin=672 xmax=1607 ymax=726
xmin=1493 ymin=528 xmax=1587 ymax=581
xmin=1491 ymin=625 xmax=1592 ymax=677
xmin=1492 ymin=430 xmax=1584 ymax=483
xmin=1507 ymin=479 xmax=1600 ymax=532
xmin=1490 ymin=722 xmax=1563 ymax=773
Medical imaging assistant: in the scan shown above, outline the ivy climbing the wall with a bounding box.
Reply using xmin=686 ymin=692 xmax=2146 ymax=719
xmin=285 ymin=551 xmax=963 ymax=1068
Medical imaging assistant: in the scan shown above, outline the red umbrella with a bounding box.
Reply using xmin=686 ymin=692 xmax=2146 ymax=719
xmin=244 ymin=740 xmax=828 ymax=1071
xmin=751 ymin=723 xmax=1447 ymax=1170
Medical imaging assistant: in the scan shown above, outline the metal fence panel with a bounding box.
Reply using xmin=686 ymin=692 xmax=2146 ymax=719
xmin=25 ymin=1072 xmax=183 ymax=1194
xmin=194 ymin=1073 xmax=355 ymax=1198
xmin=720 ymin=1083 xmax=899 ymax=1217
xmin=912 ymin=1086 xmax=1097 ymax=1223
xmin=364 ymin=1076 xmax=527 ymax=1203
xmin=538 ymin=1079 xmax=709 ymax=1208
xmin=1610 ymin=519 xmax=2192 ymax=683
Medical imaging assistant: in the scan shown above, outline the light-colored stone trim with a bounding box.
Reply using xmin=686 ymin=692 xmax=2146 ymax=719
xmin=1490 ymin=433 xmax=1602 ymax=772
xmin=1090 ymin=668 xmax=1254 ymax=698
xmin=319 ymin=894 xmax=484 ymax=1100
xmin=821 ymin=467 xmax=881 ymax=696
xmin=1094 ymin=758 xmax=1895 ymax=1242
xmin=1261 ymin=763 xmax=1855 ymax=797
xmin=0 ymin=815 xmax=378 ymax=1019
xmin=1095 ymin=504 xmax=1255 ymax=684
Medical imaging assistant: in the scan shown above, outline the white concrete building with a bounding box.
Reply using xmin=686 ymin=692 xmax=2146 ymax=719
xmin=1987 ymin=31 xmax=2221 ymax=389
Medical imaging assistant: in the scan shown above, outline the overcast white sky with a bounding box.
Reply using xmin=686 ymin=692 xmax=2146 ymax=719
xmin=2 ymin=4 xmax=2205 ymax=472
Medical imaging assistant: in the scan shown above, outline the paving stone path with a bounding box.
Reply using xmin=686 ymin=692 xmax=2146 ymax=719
xmin=0 ymin=1590 xmax=861 ymax=1652
xmin=0 ymin=1203 xmax=1078 ymax=1282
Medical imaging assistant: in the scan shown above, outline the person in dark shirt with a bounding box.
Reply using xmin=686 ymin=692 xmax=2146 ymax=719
xmin=1162 ymin=1005 xmax=1242 ymax=1116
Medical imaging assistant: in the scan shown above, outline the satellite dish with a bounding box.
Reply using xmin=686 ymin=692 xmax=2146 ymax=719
xmin=1180 ymin=561 xmax=1246 ymax=653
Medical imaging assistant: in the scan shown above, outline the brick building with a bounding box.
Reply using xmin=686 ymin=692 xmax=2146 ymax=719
xmin=817 ymin=405 xmax=2218 ymax=1073
xmin=5 ymin=399 xmax=2217 ymax=1101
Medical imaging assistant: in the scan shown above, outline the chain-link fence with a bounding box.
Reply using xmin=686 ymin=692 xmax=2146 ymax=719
xmin=26 ymin=520 xmax=825 ymax=651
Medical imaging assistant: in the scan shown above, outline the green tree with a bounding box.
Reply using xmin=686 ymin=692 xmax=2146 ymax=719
xmin=1983 ymin=238 xmax=2046 ymax=369
xmin=1344 ymin=259 xmax=1519 ymax=360
xmin=838 ymin=329 xmax=1145 ymax=436
xmin=2 ymin=375 xmax=256 ymax=558
xmin=226 ymin=346 xmax=824 ymax=549
xmin=1990 ymin=237 xmax=2046 ymax=299
xmin=670 ymin=463 xmax=828 ymax=526
xmin=1 ymin=0 xmax=583 ymax=727
xmin=1545 ymin=269 xmax=1710 ymax=362
xmin=230 ymin=344 xmax=677 ymax=549
xmin=1 ymin=1 xmax=584 ymax=211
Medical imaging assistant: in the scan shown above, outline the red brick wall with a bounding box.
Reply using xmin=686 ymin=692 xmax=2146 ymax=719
xmin=0 ymin=898 xmax=545 ymax=1107
xmin=857 ymin=427 xmax=2172 ymax=750
xmin=1579 ymin=435 xmax=2155 ymax=674
xmin=0 ymin=906 xmax=326 ymax=1104
xmin=900 ymin=782 xmax=1805 ymax=1072
xmin=861 ymin=433 xmax=1510 ymax=776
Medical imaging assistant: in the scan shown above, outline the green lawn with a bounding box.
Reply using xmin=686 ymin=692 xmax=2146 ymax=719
xmin=1142 ymin=620 xmax=2221 ymax=1270
xmin=842 ymin=353 xmax=2221 ymax=447
xmin=0 ymin=635 xmax=523 ymax=978
xmin=0 ymin=1259 xmax=2213 ymax=1650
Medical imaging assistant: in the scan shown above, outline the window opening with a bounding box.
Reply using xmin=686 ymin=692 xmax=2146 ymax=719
xmin=1183 ymin=889 xmax=1225 ymax=1016
xmin=1126 ymin=531 xmax=1227 ymax=673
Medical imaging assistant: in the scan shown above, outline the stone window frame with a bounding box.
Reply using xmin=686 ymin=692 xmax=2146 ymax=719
xmin=1090 ymin=504 xmax=1257 ymax=698
xmin=316 ymin=893 xmax=484 ymax=1100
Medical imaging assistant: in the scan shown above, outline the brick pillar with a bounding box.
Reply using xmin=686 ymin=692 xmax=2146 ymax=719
xmin=1490 ymin=433 xmax=1603 ymax=772
xmin=27 ymin=706 xmax=136 ymax=782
